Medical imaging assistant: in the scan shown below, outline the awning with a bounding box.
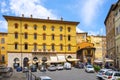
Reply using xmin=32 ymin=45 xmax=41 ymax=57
xmin=50 ymin=56 xmax=58 ymax=61
xmin=94 ymin=60 xmax=103 ymax=63
xmin=105 ymin=58 xmax=114 ymax=62
xmin=57 ymin=56 xmax=66 ymax=62
xmin=67 ymin=58 xmax=80 ymax=62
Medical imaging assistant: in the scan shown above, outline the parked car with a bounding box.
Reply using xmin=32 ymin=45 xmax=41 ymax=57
xmin=64 ymin=62 xmax=72 ymax=70
xmin=22 ymin=67 xmax=29 ymax=73
xmin=103 ymin=71 xmax=120 ymax=80
xmin=37 ymin=76 xmax=52 ymax=80
xmin=16 ymin=66 xmax=22 ymax=72
xmin=75 ymin=62 xmax=84 ymax=69
xmin=40 ymin=65 xmax=46 ymax=72
xmin=48 ymin=65 xmax=57 ymax=71
xmin=84 ymin=65 xmax=95 ymax=73
xmin=96 ymin=68 xmax=112 ymax=80
xmin=30 ymin=65 xmax=37 ymax=72
xmin=57 ymin=64 xmax=64 ymax=70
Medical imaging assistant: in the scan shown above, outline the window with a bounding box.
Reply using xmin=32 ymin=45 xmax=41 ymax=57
xmin=60 ymin=44 xmax=63 ymax=51
xmin=14 ymin=23 xmax=18 ymax=29
xmin=68 ymin=27 xmax=71 ymax=32
xmin=34 ymin=33 xmax=37 ymax=40
xmin=24 ymin=24 xmax=28 ymax=29
xmin=43 ymin=44 xmax=46 ymax=51
xmin=51 ymin=26 xmax=54 ymax=31
xmin=15 ymin=43 xmax=18 ymax=50
xmin=68 ymin=35 xmax=71 ymax=41
xmin=43 ymin=25 xmax=46 ymax=31
xmin=52 ymin=34 xmax=55 ymax=40
xmin=24 ymin=33 xmax=28 ymax=39
xmin=1 ymin=38 xmax=5 ymax=44
xmin=1 ymin=55 xmax=5 ymax=62
xmin=68 ymin=44 xmax=71 ymax=51
xmin=43 ymin=34 xmax=46 ymax=40
xmin=34 ymin=25 xmax=37 ymax=30
xmin=60 ymin=26 xmax=63 ymax=31
xmin=1 ymin=46 xmax=5 ymax=50
xmin=15 ymin=32 xmax=18 ymax=39
xmin=51 ymin=44 xmax=55 ymax=51
xmin=24 ymin=43 xmax=28 ymax=50
xmin=60 ymin=34 xmax=63 ymax=40
xmin=34 ymin=44 xmax=37 ymax=51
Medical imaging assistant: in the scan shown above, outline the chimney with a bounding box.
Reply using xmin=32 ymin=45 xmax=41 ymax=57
xmin=30 ymin=14 xmax=33 ymax=18
xmin=61 ymin=17 xmax=63 ymax=21
xmin=22 ymin=14 xmax=24 ymax=17
xmin=47 ymin=17 xmax=49 ymax=20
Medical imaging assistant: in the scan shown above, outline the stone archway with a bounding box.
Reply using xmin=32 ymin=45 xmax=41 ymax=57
xmin=23 ymin=57 xmax=29 ymax=67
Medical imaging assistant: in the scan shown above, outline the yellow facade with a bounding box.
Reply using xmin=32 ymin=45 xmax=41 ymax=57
xmin=87 ymin=35 xmax=106 ymax=60
xmin=0 ymin=32 xmax=8 ymax=66
xmin=4 ymin=15 xmax=79 ymax=67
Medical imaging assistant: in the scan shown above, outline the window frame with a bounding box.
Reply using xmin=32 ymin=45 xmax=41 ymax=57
xmin=24 ymin=43 xmax=28 ymax=50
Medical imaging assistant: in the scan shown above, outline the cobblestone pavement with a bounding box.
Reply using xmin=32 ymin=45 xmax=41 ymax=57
xmin=1 ymin=70 xmax=26 ymax=80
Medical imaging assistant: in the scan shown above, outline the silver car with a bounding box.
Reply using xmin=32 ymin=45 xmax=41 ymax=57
xmin=84 ymin=65 xmax=95 ymax=73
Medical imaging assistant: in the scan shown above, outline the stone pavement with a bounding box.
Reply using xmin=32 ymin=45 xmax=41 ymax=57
xmin=1 ymin=70 xmax=27 ymax=80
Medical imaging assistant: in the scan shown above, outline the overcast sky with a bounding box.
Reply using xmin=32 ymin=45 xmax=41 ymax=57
xmin=0 ymin=0 xmax=118 ymax=35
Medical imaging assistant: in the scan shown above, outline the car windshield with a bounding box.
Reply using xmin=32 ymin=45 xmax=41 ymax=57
xmin=105 ymin=71 xmax=113 ymax=76
xmin=87 ymin=66 xmax=93 ymax=68
xmin=114 ymin=73 xmax=120 ymax=76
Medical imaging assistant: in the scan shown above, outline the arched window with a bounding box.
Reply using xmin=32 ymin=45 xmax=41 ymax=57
xmin=68 ymin=35 xmax=71 ymax=41
xmin=15 ymin=43 xmax=18 ymax=50
xmin=24 ymin=43 xmax=28 ymax=50
xmin=43 ymin=34 xmax=46 ymax=40
xmin=34 ymin=24 xmax=37 ymax=30
xmin=68 ymin=27 xmax=71 ymax=32
xmin=52 ymin=34 xmax=55 ymax=40
xmin=24 ymin=33 xmax=28 ymax=39
xmin=24 ymin=24 xmax=28 ymax=29
xmin=68 ymin=44 xmax=71 ymax=51
xmin=34 ymin=33 xmax=37 ymax=40
xmin=43 ymin=43 xmax=46 ymax=51
xmin=14 ymin=23 xmax=18 ymax=29
xmin=60 ymin=26 xmax=63 ymax=31
xmin=43 ymin=25 xmax=46 ymax=31
xmin=34 ymin=43 xmax=37 ymax=51
xmin=51 ymin=26 xmax=54 ymax=31
xmin=51 ymin=44 xmax=55 ymax=51
xmin=15 ymin=32 xmax=18 ymax=39
xmin=60 ymin=34 xmax=63 ymax=40
xmin=60 ymin=44 xmax=63 ymax=51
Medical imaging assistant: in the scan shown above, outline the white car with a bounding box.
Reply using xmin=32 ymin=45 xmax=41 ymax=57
xmin=37 ymin=76 xmax=52 ymax=80
xmin=57 ymin=64 xmax=64 ymax=70
xmin=84 ymin=65 xmax=95 ymax=73
xmin=96 ymin=68 xmax=112 ymax=80
xmin=64 ymin=62 xmax=72 ymax=70
xmin=103 ymin=71 xmax=120 ymax=80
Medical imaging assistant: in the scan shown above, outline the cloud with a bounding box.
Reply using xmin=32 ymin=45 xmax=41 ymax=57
xmin=76 ymin=27 xmax=84 ymax=33
xmin=9 ymin=0 xmax=57 ymax=19
xmin=88 ymin=27 xmax=106 ymax=36
xmin=80 ymin=0 xmax=104 ymax=25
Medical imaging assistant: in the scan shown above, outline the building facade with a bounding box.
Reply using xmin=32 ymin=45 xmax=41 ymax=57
xmin=104 ymin=4 xmax=116 ymax=67
xmin=3 ymin=15 xmax=79 ymax=67
xmin=76 ymin=33 xmax=96 ymax=64
xmin=114 ymin=0 xmax=120 ymax=68
xmin=88 ymin=35 xmax=106 ymax=60
xmin=0 ymin=32 xmax=8 ymax=66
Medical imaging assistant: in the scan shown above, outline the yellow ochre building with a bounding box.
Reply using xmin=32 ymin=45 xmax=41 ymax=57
xmin=0 ymin=32 xmax=8 ymax=66
xmin=3 ymin=15 xmax=79 ymax=67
